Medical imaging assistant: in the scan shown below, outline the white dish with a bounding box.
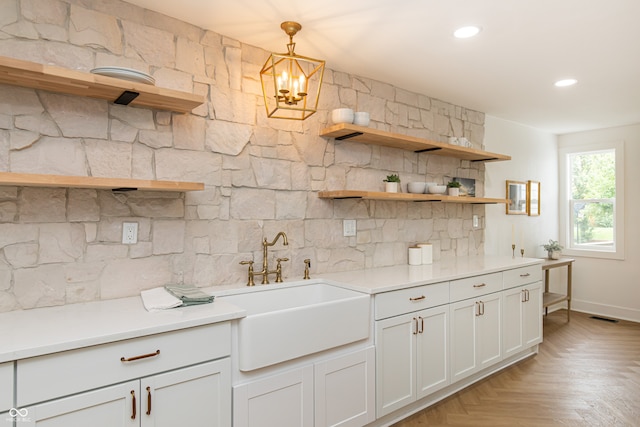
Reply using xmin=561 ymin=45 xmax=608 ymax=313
xmin=331 ymin=108 xmax=354 ymax=124
xmin=90 ymin=67 xmax=155 ymax=85
xmin=428 ymin=185 xmax=447 ymax=194
xmin=353 ymin=111 xmax=370 ymax=126
xmin=407 ymin=182 xmax=426 ymax=193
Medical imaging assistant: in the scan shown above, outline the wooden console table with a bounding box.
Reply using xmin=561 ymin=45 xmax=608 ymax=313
xmin=542 ymin=258 xmax=575 ymax=321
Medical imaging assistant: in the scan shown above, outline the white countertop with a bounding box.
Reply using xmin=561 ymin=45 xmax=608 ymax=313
xmin=0 ymin=295 xmax=245 ymax=363
xmin=320 ymin=255 xmax=542 ymax=294
xmin=0 ymin=255 xmax=541 ymax=363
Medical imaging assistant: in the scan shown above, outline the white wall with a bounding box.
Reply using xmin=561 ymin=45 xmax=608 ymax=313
xmin=483 ymin=116 xmax=558 ymax=258
xmin=558 ymin=124 xmax=640 ymax=322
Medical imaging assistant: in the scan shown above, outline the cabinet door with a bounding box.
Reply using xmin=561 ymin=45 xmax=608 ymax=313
xmin=476 ymin=292 xmax=502 ymax=370
xmin=416 ymin=305 xmax=449 ymax=399
xmin=22 ymin=380 xmax=138 ymax=427
xmin=375 ymin=312 xmax=416 ymax=417
xmin=233 ymin=365 xmax=313 ymax=427
xmin=523 ymin=282 xmax=543 ymax=348
xmin=449 ymin=298 xmax=477 ymax=383
xmin=141 ymin=359 xmax=230 ymax=427
xmin=314 ymin=347 xmax=375 ymax=427
xmin=503 ymin=282 xmax=543 ymax=358
xmin=502 ymin=286 xmax=526 ymax=358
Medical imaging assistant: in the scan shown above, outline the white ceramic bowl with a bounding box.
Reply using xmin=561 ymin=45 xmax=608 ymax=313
xmin=428 ymin=185 xmax=447 ymax=194
xmin=407 ymin=182 xmax=427 ymax=194
xmin=331 ymin=108 xmax=354 ymax=124
xmin=424 ymin=182 xmax=436 ymax=193
xmin=353 ymin=111 xmax=370 ymax=126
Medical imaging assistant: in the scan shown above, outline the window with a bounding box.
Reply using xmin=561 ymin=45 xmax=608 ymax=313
xmin=559 ymin=141 xmax=624 ymax=259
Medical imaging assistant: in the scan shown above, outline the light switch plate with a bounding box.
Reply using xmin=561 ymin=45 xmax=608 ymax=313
xmin=343 ymin=219 xmax=357 ymax=237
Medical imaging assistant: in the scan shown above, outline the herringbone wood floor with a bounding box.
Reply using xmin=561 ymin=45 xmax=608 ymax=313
xmin=393 ymin=310 xmax=640 ymax=426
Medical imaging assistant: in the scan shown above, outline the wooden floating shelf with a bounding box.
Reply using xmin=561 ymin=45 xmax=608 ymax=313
xmin=0 ymin=172 xmax=204 ymax=192
xmin=320 ymin=123 xmax=511 ymax=162
xmin=0 ymin=56 xmax=204 ymax=113
xmin=318 ymin=190 xmax=509 ymax=204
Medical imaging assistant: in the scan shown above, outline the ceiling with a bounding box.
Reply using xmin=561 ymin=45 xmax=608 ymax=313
xmin=122 ymin=0 xmax=640 ymax=135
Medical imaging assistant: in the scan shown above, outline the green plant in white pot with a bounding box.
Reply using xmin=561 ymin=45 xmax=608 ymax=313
xmin=542 ymin=239 xmax=563 ymax=259
xmin=384 ymin=174 xmax=401 ymax=193
xmin=447 ymin=180 xmax=461 ymax=196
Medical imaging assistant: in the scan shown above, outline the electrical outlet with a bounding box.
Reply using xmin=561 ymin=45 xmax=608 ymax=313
xmin=472 ymin=215 xmax=480 ymax=229
xmin=122 ymin=222 xmax=138 ymax=244
xmin=343 ymin=219 xmax=357 ymax=237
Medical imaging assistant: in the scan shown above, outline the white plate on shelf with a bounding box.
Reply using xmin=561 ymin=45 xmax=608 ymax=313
xmin=90 ymin=67 xmax=155 ymax=85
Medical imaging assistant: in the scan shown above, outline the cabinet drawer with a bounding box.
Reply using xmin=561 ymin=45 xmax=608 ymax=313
xmin=450 ymin=272 xmax=502 ymax=302
xmin=503 ymin=265 xmax=541 ymax=289
xmin=17 ymin=322 xmax=230 ymax=406
xmin=375 ymin=281 xmax=449 ymax=320
xmin=0 ymin=362 xmax=13 ymax=412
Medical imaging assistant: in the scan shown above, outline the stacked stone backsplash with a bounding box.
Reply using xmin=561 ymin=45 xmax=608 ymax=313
xmin=0 ymin=0 xmax=486 ymax=312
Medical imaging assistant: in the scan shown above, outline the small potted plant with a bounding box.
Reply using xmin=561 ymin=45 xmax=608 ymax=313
xmin=384 ymin=174 xmax=401 ymax=193
xmin=542 ymin=239 xmax=563 ymax=259
xmin=447 ymin=180 xmax=461 ymax=196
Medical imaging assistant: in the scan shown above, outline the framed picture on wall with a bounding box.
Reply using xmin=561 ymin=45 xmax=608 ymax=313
xmin=527 ymin=180 xmax=540 ymax=216
xmin=506 ymin=180 xmax=527 ymax=215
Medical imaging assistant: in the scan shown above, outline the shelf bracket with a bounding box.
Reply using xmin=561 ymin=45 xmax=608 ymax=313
xmin=112 ymin=187 xmax=138 ymax=192
xmin=414 ymin=147 xmax=442 ymax=154
xmin=471 ymin=158 xmax=498 ymax=162
xmin=114 ymin=91 xmax=140 ymax=106
xmin=335 ymin=132 xmax=364 ymax=141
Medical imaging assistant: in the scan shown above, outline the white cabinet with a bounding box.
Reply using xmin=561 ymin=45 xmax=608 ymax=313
xmin=450 ymin=290 xmax=502 ymax=383
xmin=233 ymin=347 xmax=375 ymax=427
xmin=314 ymin=347 xmax=375 ymax=427
xmin=502 ymin=265 xmax=543 ymax=359
xmin=234 ymin=365 xmax=314 ymax=427
xmin=375 ymin=305 xmax=449 ymax=417
xmin=374 ymin=282 xmax=450 ymax=417
xmin=16 ymin=323 xmax=232 ymax=427
xmin=1 ymin=362 xmax=14 ymax=427
xmin=23 ymin=380 xmax=139 ymax=427
xmin=22 ymin=358 xmax=230 ymax=427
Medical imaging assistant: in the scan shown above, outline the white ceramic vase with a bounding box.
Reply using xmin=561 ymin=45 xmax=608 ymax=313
xmin=448 ymin=187 xmax=459 ymax=196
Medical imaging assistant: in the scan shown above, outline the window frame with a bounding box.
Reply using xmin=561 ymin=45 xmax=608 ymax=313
xmin=559 ymin=140 xmax=625 ymax=260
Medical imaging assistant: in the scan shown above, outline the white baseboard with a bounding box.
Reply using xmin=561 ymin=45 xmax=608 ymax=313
xmin=571 ymin=299 xmax=640 ymax=323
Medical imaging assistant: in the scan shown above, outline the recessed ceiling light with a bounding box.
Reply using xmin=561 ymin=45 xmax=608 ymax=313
xmin=554 ymin=78 xmax=577 ymax=87
xmin=454 ymin=26 xmax=481 ymax=39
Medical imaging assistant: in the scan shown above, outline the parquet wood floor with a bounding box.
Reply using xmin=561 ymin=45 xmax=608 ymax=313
xmin=392 ymin=310 xmax=640 ymax=426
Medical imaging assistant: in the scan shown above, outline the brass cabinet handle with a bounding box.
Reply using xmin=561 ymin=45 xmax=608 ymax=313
xmin=522 ymin=289 xmax=527 ymax=303
xmin=473 ymin=283 xmax=487 ymax=288
xmin=520 ymin=273 xmax=531 ymax=277
xmin=476 ymin=300 xmax=485 ymax=316
xmin=409 ymin=295 xmax=426 ymax=301
xmin=146 ymin=386 xmax=152 ymax=415
xmin=131 ymin=390 xmax=136 ymax=420
xmin=412 ymin=317 xmax=418 ymax=335
xmin=525 ymin=289 xmax=530 ymax=302
xmin=418 ymin=316 xmax=424 ymax=334
xmin=120 ymin=349 xmax=160 ymax=362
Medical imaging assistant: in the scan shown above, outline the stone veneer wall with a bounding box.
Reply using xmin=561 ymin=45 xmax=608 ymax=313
xmin=0 ymin=0 xmax=487 ymax=312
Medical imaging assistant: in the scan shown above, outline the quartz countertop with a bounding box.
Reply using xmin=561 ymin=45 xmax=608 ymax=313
xmin=0 ymin=255 xmax=541 ymax=363
xmin=320 ymin=255 xmax=543 ymax=294
xmin=0 ymin=295 xmax=245 ymax=363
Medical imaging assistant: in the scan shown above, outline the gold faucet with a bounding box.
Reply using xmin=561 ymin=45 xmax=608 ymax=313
xmin=239 ymin=232 xmax=289 ymax=286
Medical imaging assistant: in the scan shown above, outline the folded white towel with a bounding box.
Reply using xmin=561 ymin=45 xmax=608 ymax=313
xmin=141 ymin=287 xmax=183 ymax=312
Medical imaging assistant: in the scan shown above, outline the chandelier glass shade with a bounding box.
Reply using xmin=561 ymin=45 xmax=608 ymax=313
xmin=260 ymin=21 xmax=325 ymax=120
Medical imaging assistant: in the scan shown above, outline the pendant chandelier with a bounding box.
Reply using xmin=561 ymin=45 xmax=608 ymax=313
xmin=260 ymin=21 xmax=325 ymax=120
